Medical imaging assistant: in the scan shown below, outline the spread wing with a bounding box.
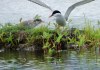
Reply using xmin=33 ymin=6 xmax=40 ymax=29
xmin=64 ymin=0 xmax=95 ymax=21
xmin=28 ymin=0 xmax=53 ymax=11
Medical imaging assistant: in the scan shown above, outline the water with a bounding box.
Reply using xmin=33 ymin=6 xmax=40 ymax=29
xmin=0 ymin=0 xmax=100 ymax=28
xmin=0 ymin=1 xmax=100 ymax=69
xmin=0 ymin=50 xmax=100 ymax=70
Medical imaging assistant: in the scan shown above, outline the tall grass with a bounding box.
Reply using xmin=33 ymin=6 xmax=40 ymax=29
xmin=0 ymin=19 xmax=100 ymax=56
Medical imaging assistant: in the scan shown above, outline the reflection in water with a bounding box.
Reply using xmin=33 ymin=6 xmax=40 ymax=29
xmin=0 ymin=50 xmax=100 ymax=70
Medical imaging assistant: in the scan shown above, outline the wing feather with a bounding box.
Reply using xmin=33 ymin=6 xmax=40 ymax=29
xmin=64 ymin=0 xmax=94 ymax=21
xmin=28 ymin=0 xmax=53 ymax=11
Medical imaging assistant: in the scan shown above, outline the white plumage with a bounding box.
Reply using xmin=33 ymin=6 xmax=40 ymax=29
xmin=28 ymin=0 xmax=94 ymax=26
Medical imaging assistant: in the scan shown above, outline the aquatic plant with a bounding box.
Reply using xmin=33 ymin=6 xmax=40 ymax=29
xmin=0 ymin=18 xmax=100 ymax=56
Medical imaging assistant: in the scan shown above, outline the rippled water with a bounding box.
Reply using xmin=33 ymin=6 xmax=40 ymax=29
xmin=0 ymin=50 xmax=100 ymax=70
xmin=0 ymin=0 xmax=100 ymax=25
xmin=0 ymin=1 xmax=100 ymax=69
xmin=0 ymin=0 xmax=100 ymax=70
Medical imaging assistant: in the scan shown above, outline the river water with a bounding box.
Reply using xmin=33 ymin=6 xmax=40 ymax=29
xmin=0 ymin=0 xmax=100 ymax=28
xmin=0 ymin=1 xmax=100 ymax=70
xmin=0 ymin=50 xmax=100 ymax=70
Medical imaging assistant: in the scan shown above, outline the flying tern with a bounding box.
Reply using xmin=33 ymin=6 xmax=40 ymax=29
xmin=28 ymin=0 xmax=94 ymax=26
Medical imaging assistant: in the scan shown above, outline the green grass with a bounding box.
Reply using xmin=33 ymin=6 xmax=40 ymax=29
xmin=0 ymin=19 xmax=100 ymax=56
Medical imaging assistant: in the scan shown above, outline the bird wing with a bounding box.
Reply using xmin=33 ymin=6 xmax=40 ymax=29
xmin=64 ymin=0 xmax=94 ymax=21
xmin=28 ymin=0 xmax=53 ymax=11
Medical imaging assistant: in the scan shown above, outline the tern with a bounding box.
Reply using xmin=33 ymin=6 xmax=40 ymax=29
xmin=28 ymin=0 xmax=94 ymax=27
xmin=19 ymin=18 xmax=43 ymax=27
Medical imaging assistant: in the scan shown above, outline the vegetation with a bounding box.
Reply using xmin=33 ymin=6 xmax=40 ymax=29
xmin=0 ymin=18 xmax=100 ymax=56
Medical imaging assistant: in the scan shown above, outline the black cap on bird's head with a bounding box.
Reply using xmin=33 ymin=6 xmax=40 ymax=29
xmin=49 ymin=10 xmax=61 ymax=17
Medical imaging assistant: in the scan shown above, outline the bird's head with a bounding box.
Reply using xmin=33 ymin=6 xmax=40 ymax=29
xmin=49 ymin=10 xmax=61 ymax=18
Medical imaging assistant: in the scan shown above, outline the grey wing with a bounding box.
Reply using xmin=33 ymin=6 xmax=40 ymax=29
xmin=64 ymin=0 xmax=95 ymax=21
xmin=28 ymin=0 xmax=53 ymax=11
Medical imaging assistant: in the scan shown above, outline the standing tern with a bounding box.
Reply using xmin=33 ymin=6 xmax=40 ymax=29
xmin=28 ymin=0 xmax=94 ymax=27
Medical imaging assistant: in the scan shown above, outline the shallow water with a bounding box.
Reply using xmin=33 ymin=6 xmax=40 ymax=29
xmin=0 ymin=0 xmax=100 ymax=28
xmin=0 ymin=1 xmax=100 ymax=70
xmin=0 ymin=50 xmax=100 ymax=70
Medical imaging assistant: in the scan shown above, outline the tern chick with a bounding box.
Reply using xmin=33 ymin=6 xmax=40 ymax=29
xmin=20 ymin=18 xmax=43 ymax=27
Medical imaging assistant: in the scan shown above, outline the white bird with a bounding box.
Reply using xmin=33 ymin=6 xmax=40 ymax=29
xmin=28 ymin=0 xmax=94 ymax=27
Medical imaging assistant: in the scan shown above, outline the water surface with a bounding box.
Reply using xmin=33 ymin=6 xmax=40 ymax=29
xmin=0 ymin=0 xmax=100 ymax=28
xmin=0 ymin=50 xmax=100 ymax=70
xmin=0 ymin=1 xmax=100 ymax=70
